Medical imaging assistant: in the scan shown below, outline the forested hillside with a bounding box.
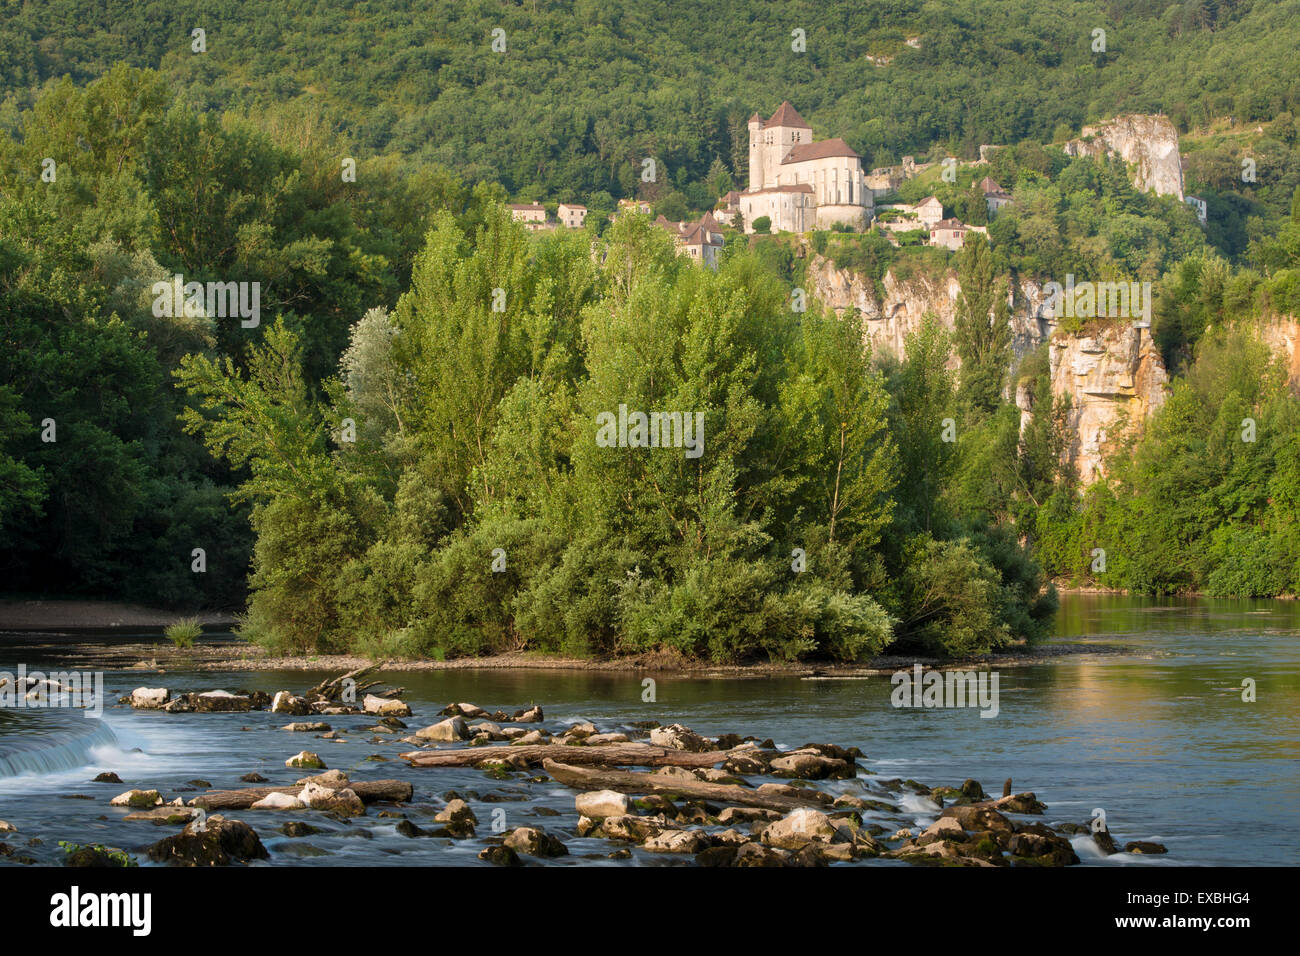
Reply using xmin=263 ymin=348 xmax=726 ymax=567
xmin=2 ymin=1 xmax=1298 ymax=227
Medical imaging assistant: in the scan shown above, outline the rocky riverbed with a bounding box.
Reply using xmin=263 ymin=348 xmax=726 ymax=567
xmin=0 ymin=668 xmax=1168 ymax=867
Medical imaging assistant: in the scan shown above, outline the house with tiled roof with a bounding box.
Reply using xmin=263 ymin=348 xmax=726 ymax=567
xmin=740 ymin=101 xmax=872 ymax=233
xmin=508 ymin=203 xmax=549 ymax=231
xmin=929 ymin=218 xmax=988 ymax=251
xmin=653 ymin=213 xmax=725 ymax=268
xmin=979 ymin=177 xmax=1013 ymax=216
xmin=557 ymin=203 xmax=587 ymax=228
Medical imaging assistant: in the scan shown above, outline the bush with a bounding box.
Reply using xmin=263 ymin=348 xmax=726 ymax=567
xmin=164 ymin=617 xmax=202 ymax=649
xmin=752 ymin=215 xmax=771 ymax=234
xmin=894 ymin=534 xmax=1011 ymax=657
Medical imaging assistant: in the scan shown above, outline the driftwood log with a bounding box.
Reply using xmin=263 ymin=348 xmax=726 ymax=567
xmin=190 ymin=779 xmax=413 ymax=811
xmin=307 ymin=665 xmax=383 ymax=702
xmin=541 ymin=758 xmax=831 ymax=812
xmin=401 ymin=743 xmax=733 ymax=769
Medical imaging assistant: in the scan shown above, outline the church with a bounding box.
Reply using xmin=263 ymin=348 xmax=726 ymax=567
xmin=737 ymin=101 xmax=872 ymax=234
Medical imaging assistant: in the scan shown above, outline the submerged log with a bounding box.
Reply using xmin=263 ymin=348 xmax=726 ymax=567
xmin=401 ymin=743 xmax=732 ymax=769
xmin=541 ymin=759 xmax=831 ymax=812
xmin=190 ymin=779 xmax=413 ymax=811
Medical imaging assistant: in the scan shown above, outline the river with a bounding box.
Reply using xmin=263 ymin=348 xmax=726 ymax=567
xmin=0 ymin=593 xmax=1296 ymax=866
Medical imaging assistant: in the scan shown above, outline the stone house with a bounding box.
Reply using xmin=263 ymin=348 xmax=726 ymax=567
xmin=929 ymin=218 xmax=988 ymax=251
xmin=980 ymin=177 xmax=1013 ymax=216
xmin=508 ymin=203 xmax=548 ymax=231
xmin=557 ymin=203 xmax=587 ymax=228
xmin=654 ymin=212 xmax=725 ymax=268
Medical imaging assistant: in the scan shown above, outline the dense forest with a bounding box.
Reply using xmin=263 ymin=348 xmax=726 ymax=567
xmin=1 ymin=1 xmax=1298 ymax=662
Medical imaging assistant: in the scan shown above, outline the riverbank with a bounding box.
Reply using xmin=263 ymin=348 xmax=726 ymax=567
xmin=0 ymin=631 xmax=1135 ymax=676
xmin=0 ymin=598 xmax=1141 ymax=676
xmin=0 ymin=600 xmax=238 ymax=631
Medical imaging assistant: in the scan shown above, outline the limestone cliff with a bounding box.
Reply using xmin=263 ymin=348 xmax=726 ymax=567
xmin=1259 ymin=316 xmax=1300 ymax=385
xmin=806 ymin=252 xmax=1170 ymax=485
xmin=803 ymin=253 xmax=1054 ymax=367
xmin=1048 ymin=323 xmax=1168 ymax=483
xmin=1063 ymin=114 xmax=1184 ymax=199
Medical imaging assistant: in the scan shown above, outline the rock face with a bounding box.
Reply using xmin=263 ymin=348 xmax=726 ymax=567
xmin=1261 ymin=315 xmax=1300 ymax=386
xmin=1064 ymin=114 xmax=1185 ymax=199
xmin=1050 ymin=323 xmax=1168 ymax=483
xmin=804 ymin=255 xmax=1055 ymax=369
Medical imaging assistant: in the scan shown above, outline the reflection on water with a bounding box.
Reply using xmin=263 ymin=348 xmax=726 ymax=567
xmin=0 ymin=593 xmax=1296 ymax=866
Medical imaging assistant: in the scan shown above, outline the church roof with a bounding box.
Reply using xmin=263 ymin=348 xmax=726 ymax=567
xmin=781 ymin=138 xmax=861 ymax=164
xmin=767 ymin=101 xmax=810 ymax=129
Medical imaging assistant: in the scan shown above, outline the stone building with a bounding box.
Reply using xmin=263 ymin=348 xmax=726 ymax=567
xmin=739 ymin=101 xmax=872 ymax=233
xmin=654 ymin=212 xmax=724 ymax=268
xmin=508 ymin=203 xmax=548 ymax=231
xmin=558 ymin=203 xmax=587 ymax=228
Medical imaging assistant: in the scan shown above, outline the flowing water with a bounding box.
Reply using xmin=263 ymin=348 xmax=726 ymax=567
xmin=0 ymin=593 xmax=1296 ymax=866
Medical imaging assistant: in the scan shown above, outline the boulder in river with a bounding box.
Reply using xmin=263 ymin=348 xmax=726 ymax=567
xmin=129 ymin=688 xmax=169 ymax=710
xmin=1124 ymin=841 xmax=1168 ymax=854
xmin=940 ymin=805 xmax=1015 ymax=833
xmin=110 ymin=789 xmax=162 ymax=809
xmin=761 ymin=808 xmax=845 ymax=850
xmin=1007 ymin=831 xmax=1080 ymax=866
xmin=285 ymin=751 xmax=326 ymax=769
xmin=1092 ymin=829 xmax=1120 ymax=854
xmin=297 ymin=769 xmax=349 ymax=788
xmin=434 ymin=799 xmax=478 ymax=826
xmin=250 ymin=792 xmax=304 ymax=811
xmin=479 ymin=844 xmax=521 ymax=866
xmin=442 ymin=702 xmax=487 ymax=718
xmin=503 ymin=826 xmax=568 ymax=857
xmin=145 ymin=815 xmax=268 ymax=866
xmin=93 ymin=772 xmax=122 ymax=783
xmin=769 ymin=750 xmax=853 ymax=780
xmin=649 ymin=723 xmax=713 ymax=753
xmin=271 ymin=691 xmax=311 ymax=715
xmin=193 ymin=690 xmax=254 ymax=713
xmin=282 ymin=722 xmax=331 ymax=733
xmin=643 ymin=829 xmax=710 ymax=853
xmin=363 ymin=694 xmax=411 ymax=718
xmin=416 ymin=717 xmax=470 ymax=741
xmin=575 ymin=790 xmax=630 ymax=819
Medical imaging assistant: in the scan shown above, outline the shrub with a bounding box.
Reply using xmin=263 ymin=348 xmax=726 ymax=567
xmin=164 ymin=617 xmax=202 ymax=649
